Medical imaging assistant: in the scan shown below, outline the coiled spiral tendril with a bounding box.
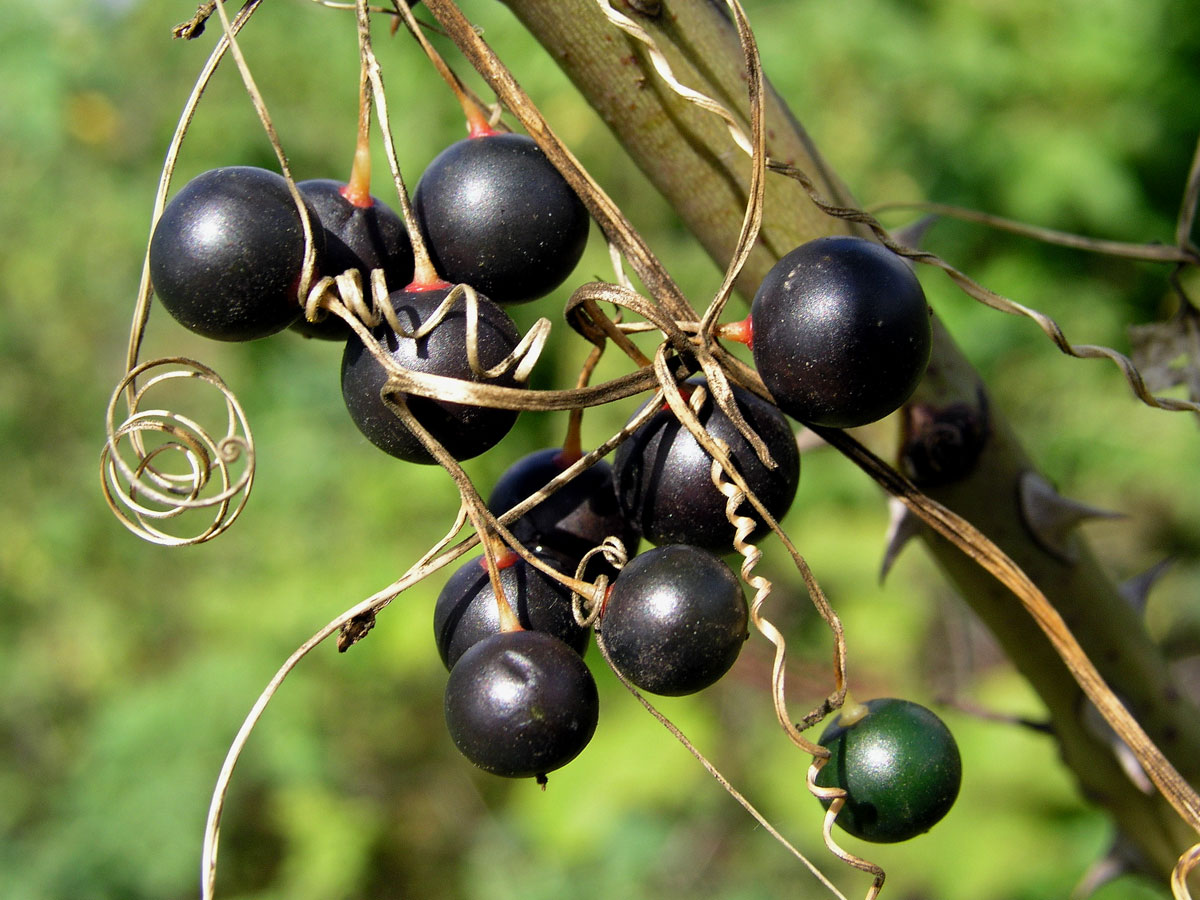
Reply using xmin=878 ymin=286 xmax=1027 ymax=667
xmin=100 ymin=357 xmax=255 ymax=547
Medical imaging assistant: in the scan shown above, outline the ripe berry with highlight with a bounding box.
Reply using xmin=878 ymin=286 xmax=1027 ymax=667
xmin=599 ymin=544 xmax=748 ymax=696
xmin=750 ymin=236 xmax=931 ymax=429
xmin=414 ymin=132 xmax=589 ymax=305
xmin=149 ymin=166 xmax=324 ymax=341
xmin=444 ymin=630 xmax=599 ymax=780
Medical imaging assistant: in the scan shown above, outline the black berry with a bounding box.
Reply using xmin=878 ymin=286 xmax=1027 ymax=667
xmin=433 ymin=551 xmax=589 ymax=670
xmin=599 ymin=544 xmax=748 ymax=696
xmin=414 ymin=132 xmax=590 ymax=305
xmin=750 ymin=236 xmax=931 ymax=428
xmin=612 ymin=378 xmax=800 ymax=554
xmin=488 ymin=448 xmax=639 ymax=570
xmin=149 ymin=166 xmax=323 ymax=341
xmin=340 ymin=285 xmax=523 ymax=463
xmin=815 ymin=697 xmax=962 ymax=843
xmin=444 ymin=630 xmax=599 ymax=779
xmin=293 ymin=179 xmax=414 ymax=340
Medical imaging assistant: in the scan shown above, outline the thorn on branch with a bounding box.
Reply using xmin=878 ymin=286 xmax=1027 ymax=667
xmin=1071 ymin=836 xmax=1147 ymax=900
xmin=879 ymin=497 xmax=924 ymax=582
xmin=1121 ymin=557 xmax=1175 ymax=613
xmin=1018 ymin=472 xmax=1126 ymax=564
xmin=1082 ymin=695 xmax=1155 ymax=794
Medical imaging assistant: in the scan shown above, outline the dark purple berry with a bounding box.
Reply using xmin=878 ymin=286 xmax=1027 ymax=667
xmin=414 ymin=132 xmax=590 ymax=305
xmin=444 ymin=630 xmax=599 ymax=779
xmin=340 ymin=285 xmax=523 ymax=464
xmin=149 ymin=166 xmax=323 ymax=341
xmin=599 ymin=544 xmax=748 ymax=696
xmin=750 ymin=235 xmax=931 ymax=428
xmin=612 ymin=378 xmax=800 ymax=554
xmin=293 ymin=179 xmax=414 ymax=340
xmin=433 ymin=551 xmax=589 ymax=670
xmin=487 ymin=448 xmax=639 ymax=571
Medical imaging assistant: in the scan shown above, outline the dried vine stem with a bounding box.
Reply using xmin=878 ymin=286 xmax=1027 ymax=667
xmin=333 ymin=276 xmax=553 ymax=388
xmin=100 ymin=358 xmax=254 ymax=546
xmin=589 ymin=0 xmax=763 ymax=335
xmin=316 ymin=268 xmax=692 ymax=411
xmin=593 ymin=630 xmax=852 ymax=900
xmin=381 ymin=0 xmax=476 ymax=275
xmin=1175 ymin=843 xmax=1200 ymax=900
xmin=806 ymin=760 xmax=887 ymax=900
xmin=868 ymin=200 xmax=1200 ymax=265
xmin=200 ymin=505 xmax=476 ymax=900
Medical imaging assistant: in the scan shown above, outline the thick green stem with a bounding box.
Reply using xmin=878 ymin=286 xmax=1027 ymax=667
xmin=485 ymin=0 xmax=1200 ymax=880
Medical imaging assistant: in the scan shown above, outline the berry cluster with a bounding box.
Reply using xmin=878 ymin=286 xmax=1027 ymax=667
xmin=148 ymin=125 xmax=590 ymax=459
xmin=145 ymin=104 xmax=952 ymax=833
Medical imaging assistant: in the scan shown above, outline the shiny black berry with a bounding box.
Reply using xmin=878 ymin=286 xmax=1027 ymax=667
xmin=149 ymin=166 xmax=322 ymax=341
xmin=815 ymin=697 xmax=962 ymax=843
xmin=599 ymin=544 xmax=748 ymax=696
xmin=750 ymin=236 xmax=932 ymax=429
xmin=340 ymin=285 xmax=523 ymax=463
xmin=293 ymin=179 xmax=414 ymax=340
xmin=488 ymin=448 xmax=639 ymax=570
xmin=612 ymin=378 xmax=800 ymax=554
xmin=413 ymin=132 xmax=590 ymax=305
xmin=444 ymin=630 xmax=599 ymax=779
xmin=433 ymin=551 xmax=589 ymax=670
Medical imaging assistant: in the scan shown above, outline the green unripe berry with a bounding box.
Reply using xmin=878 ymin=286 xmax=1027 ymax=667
xmin=815 ymin=697 xmax=961 ymax=843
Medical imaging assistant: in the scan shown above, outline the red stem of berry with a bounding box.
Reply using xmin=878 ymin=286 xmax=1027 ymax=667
xmin=342 ymin=131 xmax=374 ymax=209
xmin=715 ymin=316 xmax=754 ymax=350
xmin=403 ymin=272 xmax=453 ymax=293
xmin=660 ymin=381 xmax=694 ymax=412
xmin=464 ymin=101 xmax=497 ymax=139
xmin=479 ymin=549 xmax=520 ymax=572
xmin=480 ymin=536 xmax=523 ymax=633
xmin=398 ymin=0 xmax=497 ymax=139
xmin=341 ymin=38 xmax=375 ymax=209
xmin=553 ymin=444 xmax=584 ymax=471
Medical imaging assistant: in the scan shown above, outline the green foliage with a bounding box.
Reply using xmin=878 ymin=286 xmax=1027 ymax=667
xmin=2 ymin=1 xmax=1198 ymax=899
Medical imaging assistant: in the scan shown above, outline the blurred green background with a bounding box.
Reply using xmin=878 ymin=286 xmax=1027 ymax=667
xmin=2 ymin=1 xmax=1198 ymax=898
